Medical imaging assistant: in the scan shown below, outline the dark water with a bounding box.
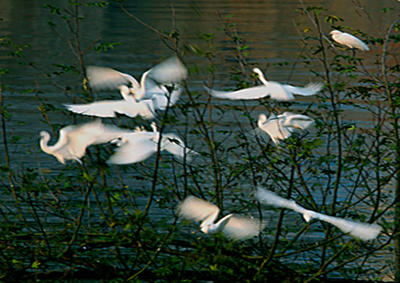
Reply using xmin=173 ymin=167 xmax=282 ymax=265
xmin=0 ymin=0 xmax=398 ymax=281
xmin=1 ymin=0 xmax=397 ymax=161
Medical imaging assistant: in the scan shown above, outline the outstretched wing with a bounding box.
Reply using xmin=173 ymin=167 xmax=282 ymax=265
xmin=147 ymin=56 xmax=188 ymax=84
xmin=280 ymin=112 xmax=315 ymax=130
xmin=255 ymin=187 xmax=308 ymax=214
xmin=282 ymin=82 xmax=324 ymax=97
xmin=161 ymin=133 xmax=199 ymax=162
xmin=65 ymin=98 xmax=156 ymax=120
xmin=223 ymin=216 xmax=265 ymax=241
xmin=107 ymin=132 xmax=157 ymax=164
xmin=178 ymin=196 xmax=220 ymax=227
xmin=206 ymin=85 xmax=272 ymax=100
xmin=259 ymin=116 xmax=291 ymax=145
xmin=313 ymin=212 xmax=381 ymax=241
xmin=87 ymin=66 xmax=140 ymax=91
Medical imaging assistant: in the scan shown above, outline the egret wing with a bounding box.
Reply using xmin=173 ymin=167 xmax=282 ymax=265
xmin=313 ymin=212 xmax=381 ymax=241
xmin=280 ymin=112 xmax=315 ymax=130
xmin=162 ymin=133 xmax=198 ymax=161
xmin=87 ymin=66 xmax=140 ymax=91
xmin=149 ymin=85 xmax=182 ymax=109
xmin=107 ymin=132 xmax=157 ymax=164
xmin=147 ymin=56 xmax=188 ymax=84
xmin=282 ymin=82 xmax=323 ymax=97
xmin=206 ymin=85 xmax=272 ymax=100
xmin=65 ymin=101 xmax=128 ymax=118
xmin=65 ymin=99 xmax=156 ymax=120
xmin=255 ymin=187 xmax=308 ymax=215
xmin=223 ymin=216 xmax=265 ymax=240
xmin=178 ymin=196 xmax=220 ymax=227
xmin=339 ymin=33 xmax=369 ymax=51
xmin=259 ymin=117 xmax=291 ymax=145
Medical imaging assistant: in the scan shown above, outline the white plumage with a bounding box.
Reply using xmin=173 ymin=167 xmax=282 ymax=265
xmin=257 ymin=112 xmax=315 ymax=145
xmin=329 ymin=30 xmax=369 ymax=51
xmin=178 ymin=196 xmax=265 ymax=240
xmin=107 ymin=123 xmax=198 ymax=164
xmin=39 ymin=119 xmax=128 ymax=164
xmin=206 ymin=68 xmax=323 ymax=101
xmin=66 ymin=57 xmax=187 ymax=119
xmin=65 ymin=85 xmax=156 ymax=120
xmin=87 ymin=56 xmax=187 ymax=101
xmin=255 ymin=187 xmax=381 ymax=241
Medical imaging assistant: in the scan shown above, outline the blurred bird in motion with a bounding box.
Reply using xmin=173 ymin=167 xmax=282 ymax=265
xmin=178 ymin=196 xmax=265 ymax=241
xmin=256 ymin=112 xmax=315 ymax=145
xmin=255 ymin=187 xmax=381 ymax=241
xmin=206 ymin=68 xmax=323 ymax=101
xmin=39 ymin=119 xmax=128 ymax=164
xmin=65 ymin=56 xmax=187 ymax=119
xmin=65 ymin=85 xmax=157 ymax=119
xmin=107 ymin=123 xmax=198 ymax=165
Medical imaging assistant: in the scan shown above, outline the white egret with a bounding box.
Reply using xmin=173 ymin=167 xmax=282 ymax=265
xmin=206 ymin=68 xmax=323 ymax=101
xmin=255 ymin=187 xmax=381 ymax=241
xmin=87 ymin=56 xmax=187 ymax=102
xmin=329 ymin=30 xmax=369 ymax=51
xmin=39 ymin=119 xmax=129 ymax=164
xmin=178 ymin=196 xmax=265 ymax=241
xmin=107 ymin=123 xmax=198 ymax=164
xmin=65 ymin=57 xmax=187 ymax=119
xmin=65 ymin=85 xmax=156 ymax=120
xmin=257 ymin=112 xmax=314 ymax=145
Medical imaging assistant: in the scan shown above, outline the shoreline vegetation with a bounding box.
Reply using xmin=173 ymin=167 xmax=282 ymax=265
xmin=0 ymin=0 xmax=399 ymax=282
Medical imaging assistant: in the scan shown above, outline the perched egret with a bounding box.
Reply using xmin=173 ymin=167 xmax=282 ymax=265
xmin=257 ymin=112 xmax=314 ymax=145
xmin=107 ymin=123 xmax=198 ymax=164
xmin=329 ymin=30 xmax=369 ymax=51
xmin=206 ymin=68 xmax=323 ymax=101
xmin=255 ymin=187 xmax=381 ymax=241
xmin=178 ymin=196 xmax=265 ymax=240
xmin=39 ymin=119 xmax=128 ymax=164
xmin=65 ymin=85 xmax=156 ymax=120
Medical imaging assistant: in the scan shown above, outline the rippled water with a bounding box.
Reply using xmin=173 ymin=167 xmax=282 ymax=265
xmin=0 ymin=0 xmax=398 ymax=281
xmin=0 ymin=0 xmax=396 ymax=163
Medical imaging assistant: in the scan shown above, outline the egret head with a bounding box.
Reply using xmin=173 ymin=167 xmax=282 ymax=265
xmin=110 ymin=134 xmax=128 ymax=147
xmin=252 ymin=68 xmax=263 ymax=77
xmin=39 ymin=131 xmax=50 ymax=141
xmin=119 ymin=85 xmax=131 ymax=98
xmin=150 ymin=122 xmax=158 ymax=132
xmin=303 ymin=211 xmax=316 ymax=222
xmin=329 ymin=30 xmax=342 ymax=36
xmin=258 ymin=114 xmax=268 ymax=125
xmin=200 ymin=224 xmax=210 ymax=234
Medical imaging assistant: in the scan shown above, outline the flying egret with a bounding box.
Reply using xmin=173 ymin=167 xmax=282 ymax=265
xmin=39 ymin=119 xmax=129 ymax=164
xmin=87 ymin=56 xmax=187 ymax=102
xmin=178 ymin=196 xmax=265 ymax=241
xmin=206 ymin=68 xmax=323 ymax=101
xmin=65 ymin=85 xmax=157 ymax=120
xmin=107 ymin=123 xmax=198 ymax=164
xmin=329 ymin=30 xmax=369 ymax=51
xmin=257 ymin=112 xmax=315 ymax=145
xmin=255 ymin=187 xmax=381 ymax=241
xmin=65 ymin=57 xmax=187 ymax=119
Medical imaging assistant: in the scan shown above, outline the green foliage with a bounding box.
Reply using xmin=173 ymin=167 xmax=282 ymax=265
xmin=0 ymin=1 xmax=397 ymax=283
xmin=94 ymin=42 xmax=122 ymax=54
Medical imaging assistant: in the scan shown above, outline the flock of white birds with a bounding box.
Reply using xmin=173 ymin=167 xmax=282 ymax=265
xmin=39 ymin=30 xmax=382 ymax=241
